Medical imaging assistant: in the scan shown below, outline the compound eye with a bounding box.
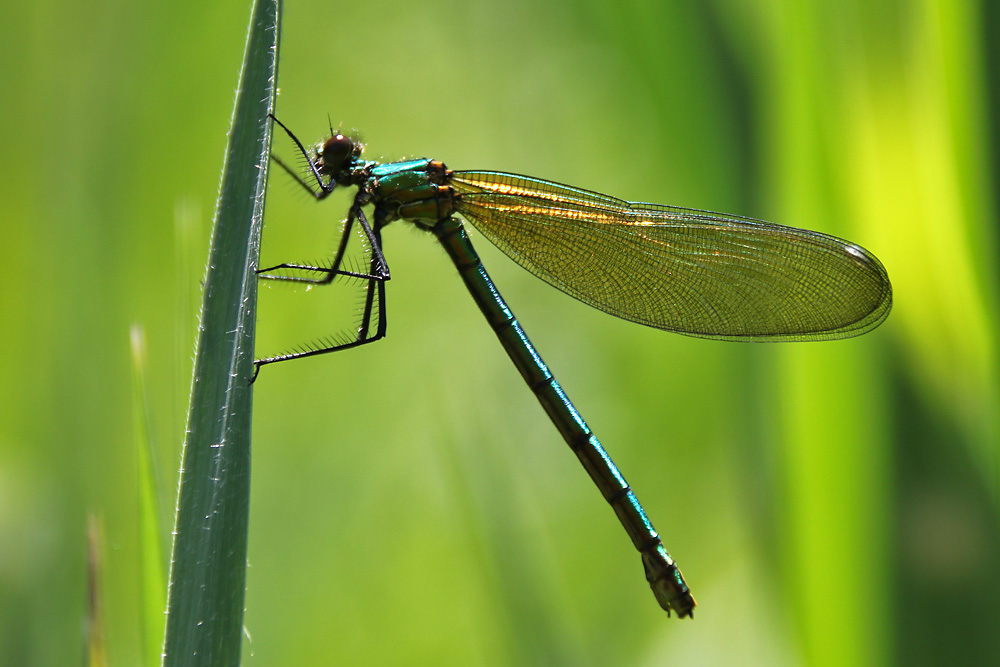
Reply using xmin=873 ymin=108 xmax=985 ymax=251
xmin=318 ymin=133 xmax=355 ymax=170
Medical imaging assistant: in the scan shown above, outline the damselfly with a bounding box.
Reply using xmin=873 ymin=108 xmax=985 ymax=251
xmin=256 ymin=115 xmax=892 ymax=618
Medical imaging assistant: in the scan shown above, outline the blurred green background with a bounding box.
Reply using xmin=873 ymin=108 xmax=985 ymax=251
xmin=2 ymin=0 xmax=998 ymax=664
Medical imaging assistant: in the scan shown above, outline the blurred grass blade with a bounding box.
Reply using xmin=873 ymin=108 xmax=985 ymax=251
xmin=131 ymin=325 xmax=166 ymax=667
xmin=85 ymin=514 xmax=107 ymax=667
xmin=161 ymin=0 xmax=281 ymax=665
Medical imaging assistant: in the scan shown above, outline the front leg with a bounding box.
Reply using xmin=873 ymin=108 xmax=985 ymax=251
xmin=269 ymin=114 xmax=336 ymax=199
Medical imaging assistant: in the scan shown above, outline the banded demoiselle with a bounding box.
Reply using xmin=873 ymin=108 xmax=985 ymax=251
xmin=256 ymin=115 xmax=892 ymax=618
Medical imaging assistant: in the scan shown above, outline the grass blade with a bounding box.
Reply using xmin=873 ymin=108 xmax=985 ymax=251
xmin=131 ymin=325 xmax=167 ymax=667
xmin=161 ymin=0 xmax=281 ymax=664
xmin=85 ymin=515 xmax=107 ymax=667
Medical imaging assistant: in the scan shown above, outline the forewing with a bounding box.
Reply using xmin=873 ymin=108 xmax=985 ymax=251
xmin=452 ymin=171 xmax=891 ymax=341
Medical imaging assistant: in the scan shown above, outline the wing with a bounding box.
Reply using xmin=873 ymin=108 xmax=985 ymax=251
xmin=451 ymin=171 xmax=891 ymax=341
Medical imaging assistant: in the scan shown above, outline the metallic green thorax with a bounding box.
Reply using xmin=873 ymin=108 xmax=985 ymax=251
xmin=369 ymin=160 xmax=457 ymax=228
